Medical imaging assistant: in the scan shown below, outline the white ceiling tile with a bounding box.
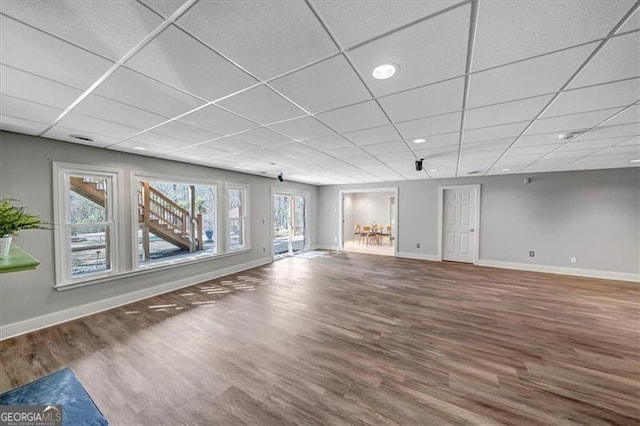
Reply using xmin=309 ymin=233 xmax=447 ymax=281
xmin=43 ymin=126 xmax=119 ymax=148
xmin=74 ymin=94 xmax=168 ymax=129
xmin=316 ymin=101 xmax=388 ymax=133
xmin=203 ymin=137 xmax=259 ymax=154
xmin=468 ymin=43 xmax=595 ymax=108
xmin=269 ymin=116 xmax=334 ymax=141
xmin=0 ymin=115 xmax=50 ymax=135
xmin=379 ymin=77 xmax=464 ymax=122
xmin=397 ymin=112 xmax=461 ymax=140
xmin=217 ymin=85 xmax=305 ymax=124
xmin=1 ymin=1 xmax=161 ymax=61
xmin=558 ymin=137 xmax=629 ymax=151
xmin=463 ymin=122 xmax=527 ymax=144
xmin=413 ymin=143 xmax=459 ymax=159
xmin=516 ymin=133 xmax=566 ymax=148
xmin=580 ymin=123 xmax=640 ymax=141
xmin=364 ymin=140 xmax=410 ymax=155
xmin=0 ymin=65 xmax=83 ymax=109
xmin=270 ymin=142 xmax=323 ymax=161
xmin=271 ymin=55 xmax=371 ymax=113
xmin=568 ymin=32 xmax=640 ymax=89
xmin=177 ymin=0 xmax=337 ymax=80
xmin=343 ymin=125 xmax=400 ymax=146
xmin=465 ymin=94 xmax=553 ymax=129
xmin=126 ymin=26 xmax=257 ymax=101
xmin=151 ymin=120 xmax=220 ymax=143
xmin=412 ymin=131 xmax=460 ymax=149
xmin=232 ymin=127 xmax=293 ymax=148
xmin=139 ymin=0 xmax=187 ymax=18
xmin=303 ymin=134 xmax=354 ymax=151
xmin=0 ymin=15 xmax=112 ymax=89
xmin=527 ymin=108 xmax=623 ymax=135
xmin=178 ymin=105 xmax=257 ymax=135
xmin=127 ymin=131 xmax=194 ymax=151
xmin=619 ymin=8 xmax=640 ymax=32
xmin=544 ymin=78 xmax=640 ymax=117
xmin=57 ymin=113 xmax=141 ymax=139
xmin=508 ymin=143 xmax=560 ymax=156
xmin=544 ymin=148 xmax=601 ymax=160
xmin=349 ymin=4 xmax=470 ymax=96
xmin=462 ymin=138 xmax=513 ymax=154
xmin=94 ymin=67 xmax=205 ymax=117
xmin=325 ymin=146 xmax=371 ymax=160
xmin=618 ymin=136 xmax=639 ymax=146
xmin=174 ymin=144 xmax=231 ymax=159
xmin=593 ymin=144 xmax=640 ymax=156
xmin=602 ymin=104 xmax=640 ymax=127
xmin=313 ymin=0 xmax=458 ymax=48
xmin=473 ymin=0 xmax=634 ymax=70
xmin=0 ymin=95 xmax=63 ymax=125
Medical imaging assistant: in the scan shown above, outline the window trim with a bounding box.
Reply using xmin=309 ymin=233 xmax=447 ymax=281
xmin=225 ymin=183 xmax=250 ymax=252
xmin=130 ymin=171 xmax=221 ymax=271
xmin=52 ymin=162 xmax=123 ymax=288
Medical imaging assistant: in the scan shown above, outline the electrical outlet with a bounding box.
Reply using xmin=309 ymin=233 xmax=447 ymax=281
xmin=416 ymin=243 xmax=421 ymax=249
xmin=334 ymin=236 xmax=338 ymax=242
xmin=529 ymin=251 xmax=535 ymax=257
xmin=571 ymin=257 xmax=577 ymax=263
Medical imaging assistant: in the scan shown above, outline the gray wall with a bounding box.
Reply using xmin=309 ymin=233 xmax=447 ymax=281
xmin=353 ymin=192 xmax=393 ymax=228
xmin=318 ymin=168 xmax=640 ymax=275
xmin=0 ymin=131 xmax=317 ymax=329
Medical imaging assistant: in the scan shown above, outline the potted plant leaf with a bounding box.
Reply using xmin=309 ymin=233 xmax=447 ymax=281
xmin=0 ymin=198 xmax=47 ymax=258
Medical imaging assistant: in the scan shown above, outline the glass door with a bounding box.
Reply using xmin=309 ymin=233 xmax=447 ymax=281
xmin=292 ymin=195 xmax=305 ymax=253
xmin=273 ymin=192 xmax=306 ymax=257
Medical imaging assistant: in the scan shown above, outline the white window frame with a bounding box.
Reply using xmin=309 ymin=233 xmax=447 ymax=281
xmin=226 ymin=183 xmax=250 ymax=252
xmin=131 ymin=171 xmax=220 ymax=271
xmin=53 ymin=162 xmax=122 ymax=288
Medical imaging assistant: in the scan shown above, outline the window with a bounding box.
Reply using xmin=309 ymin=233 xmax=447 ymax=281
xmin=134 ymin=177 xmax=217 ymax=269
xmin=227 ymin=184 xmax=248 ymax=251
xmin=53 ymin=164 xmax=120 ymax=286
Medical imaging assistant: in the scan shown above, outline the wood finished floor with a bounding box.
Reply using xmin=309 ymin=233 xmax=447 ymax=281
xmin=1 ymin=251 xmax=639 ymax=425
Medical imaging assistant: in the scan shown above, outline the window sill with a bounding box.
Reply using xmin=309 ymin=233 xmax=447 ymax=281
xmin=54 ymin=248 xmax=252 ymax=291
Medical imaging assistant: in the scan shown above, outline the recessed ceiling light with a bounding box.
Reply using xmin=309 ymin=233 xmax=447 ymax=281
xmin=413 ymin=138 xmax=427 ymax=144
xmin=429 ymin=168 xmax=437 ymax=172
xmin=631 ymin=159 xmax=640 ymax=163
xmin=557 ymin=132 xmax=579 ymax=140
xmin=501 ymin=168 xmax=510 ymax=172
xmin=372 ymin=63 xmax=398 ymax=80
xmin=69 ymin=134 xmax=94 ymax=142
xmin=132 ymin=146 xmax=146 ymax=151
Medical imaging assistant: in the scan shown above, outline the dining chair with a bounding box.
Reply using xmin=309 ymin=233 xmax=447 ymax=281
xmin=360 ymin=225 xmax=373 ymax=245
xmin=353 ymin=224 xmax=362 ymax=244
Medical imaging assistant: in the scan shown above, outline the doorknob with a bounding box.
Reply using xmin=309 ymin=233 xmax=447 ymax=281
xmin=469 ymin=229 xmax=475 ymax=232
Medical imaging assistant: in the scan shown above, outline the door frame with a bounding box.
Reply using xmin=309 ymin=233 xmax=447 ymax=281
xmin=270 ymin=187 xmax=310 ymax=260
xmin=338 ymin=187 xmax=398 ymax=256
xmin=437 ymin=184 xmax=481 ymax=264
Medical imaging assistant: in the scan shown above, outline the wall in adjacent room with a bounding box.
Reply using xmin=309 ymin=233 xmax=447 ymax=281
xmin=318 ymin=168 xmax=640 ymax=279
xmin=0 ymin=131 xmax=318 ymax=338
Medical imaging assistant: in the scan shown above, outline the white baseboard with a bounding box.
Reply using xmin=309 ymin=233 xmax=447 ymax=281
xmin=476 ymin=259 xmax=640 ymax=283
xmin=0 ymin=257 xmax=273 ymax=341
xmin=396 ymin=252 xmax=440 ymax=261
xmin=313 ymin=244 xmax=340 ymax=251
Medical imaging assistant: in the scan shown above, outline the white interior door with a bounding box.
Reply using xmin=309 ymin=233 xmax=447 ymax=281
xmin=443 ymin=188 xmax=477 ymax=263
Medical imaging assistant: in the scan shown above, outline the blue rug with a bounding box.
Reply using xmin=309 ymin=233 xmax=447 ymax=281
xmin=0 ymin=368 xmax=108 ymax=425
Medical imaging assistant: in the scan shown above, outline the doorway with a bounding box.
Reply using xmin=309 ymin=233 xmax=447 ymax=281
xmin=438 ymin=185 xmax=481 ymax=263
xmin=339 ymin=188 xmax=398 ymax=257
xmin=273 ymin=191 xmax=306 ymax=258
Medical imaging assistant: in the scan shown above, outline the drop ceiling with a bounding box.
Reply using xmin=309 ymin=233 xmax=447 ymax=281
xmin=0 ymin=0 xmax=638 ymax=185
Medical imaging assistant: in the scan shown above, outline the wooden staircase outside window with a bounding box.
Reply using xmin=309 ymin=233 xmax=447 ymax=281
xmin=69 ymin=177 xmax=204 ymax=260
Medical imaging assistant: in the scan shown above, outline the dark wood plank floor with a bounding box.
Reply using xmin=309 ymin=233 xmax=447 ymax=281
xmin=1 ymin=251 xmax=639 ymax=425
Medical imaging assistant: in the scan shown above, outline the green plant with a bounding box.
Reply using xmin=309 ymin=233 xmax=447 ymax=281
xmin=0 ymin=198 xmax=46 ymax=237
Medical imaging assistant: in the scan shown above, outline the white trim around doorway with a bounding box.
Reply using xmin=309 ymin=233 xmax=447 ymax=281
xmin=338 ymin=187 xmax=399 ymax=256
xmin=270 ymin=187 xmax=310 ymax=260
